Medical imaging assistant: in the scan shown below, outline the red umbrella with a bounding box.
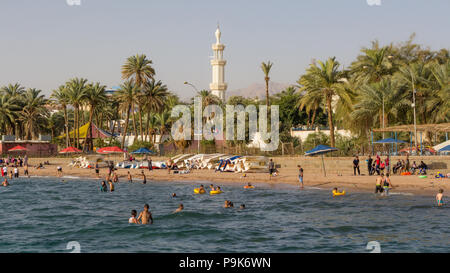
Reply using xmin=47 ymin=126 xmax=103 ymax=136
xmin=96 ymin=146 xmax=125 ymax=154
xmin=8 ymin=145 xmax=28 ymax=152
xmin=59 ymin=147 xmax=82 ymax=154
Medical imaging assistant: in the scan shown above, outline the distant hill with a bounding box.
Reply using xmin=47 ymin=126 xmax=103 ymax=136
xmin=227 ymin=82 xmax=293 ymax=99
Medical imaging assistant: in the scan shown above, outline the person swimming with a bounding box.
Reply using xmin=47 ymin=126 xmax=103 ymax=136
xmin=141 ymin=171 xmax=146 ymax=184
xmin=209 ymin=184 xmax=214 ymax=190
xmin=174 ymin=204 xmax=184 ymax=213
xmin=172 ymin=193 xmax=177 ymax=198
xmin=224 ymin=200 xmax=234 ymax=208
xmin=100 ymin=181 xmax=108 ymax=192
xmin=436 ymin=189 xmax=444 ymax=206
xmin=240 ymin=204 xmax=245 ymax=209
xmin=137 ymin=204 xmax=153 ymax=224
xmin=129 ymin=210 xmax=138 ymax=224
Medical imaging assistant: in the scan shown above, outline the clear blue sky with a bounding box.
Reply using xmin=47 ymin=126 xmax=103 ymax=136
xmin=0 ymin=0 xmax=448 ymax=100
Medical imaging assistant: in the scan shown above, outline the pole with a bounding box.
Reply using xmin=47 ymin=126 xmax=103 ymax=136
xmin=411 ymin=72 xmax=418 ymax=154
xmin=321 ymin=154 xmax=326 ymax=177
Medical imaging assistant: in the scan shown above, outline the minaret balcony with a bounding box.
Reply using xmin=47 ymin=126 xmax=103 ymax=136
xmin=209 ymin=83 xmax=228 ymax=90
xmin=210 ymin=60 xmax=227 ymax=65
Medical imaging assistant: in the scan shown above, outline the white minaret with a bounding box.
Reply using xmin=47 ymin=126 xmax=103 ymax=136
xmin=209 ymin=25 xmax=227 ymax=101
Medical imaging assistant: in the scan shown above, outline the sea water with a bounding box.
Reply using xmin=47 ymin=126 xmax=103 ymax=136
xmin=0 ymin=177 xmax=449 ymax=253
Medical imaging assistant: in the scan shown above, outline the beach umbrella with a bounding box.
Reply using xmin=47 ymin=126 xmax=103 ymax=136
xmin=8 ymin=145 xmax=28 ymax=152
xmin=59 ymin=147 xmax=82 ymax=154
xmin=438 ymin=145 xmax=450 ymax=152
xmin=130 ymin=147 xmax=155 ymax=154
xmin=96 ymin=146 xmax=125 ymax=154
xmin=305 ymin=145 xmax=338 ymax=177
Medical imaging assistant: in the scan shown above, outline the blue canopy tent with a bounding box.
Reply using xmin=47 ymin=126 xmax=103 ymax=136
xmin=374 ymin=138 xmax=407 ymax=156
xmin=130 ymin=147 xmax=156 ymax=154
xmin=438 ymin=145 xmax=450 ymax=152
xmin=305 ymin=145 xmax=338 ymax=177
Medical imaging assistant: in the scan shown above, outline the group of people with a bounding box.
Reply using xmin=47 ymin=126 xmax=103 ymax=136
xmin=353 ymin=155 xmax=429 ymax=176
xmin=0 ymin=155 xmax=27 ymax=167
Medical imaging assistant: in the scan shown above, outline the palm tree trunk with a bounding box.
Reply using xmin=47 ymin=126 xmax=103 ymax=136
xmin=138 ymin=104 xmax=144 ymax=141
xmin=326 ymin=96 xmax=335 ymax=147
xmin=265 ymin=77 xmax=270 ymax=107
xmin=121 ymin=106 xmax=131 ymax=149
xmin=63 ymin=106 xmax=70 ymax=147
xmin=131 ymin=104 xmax=138 ymax=141
xmin=83 ymin=105 xmax=94 ymax=152
xmin=311 ymin=107 xmax=317 ymax=127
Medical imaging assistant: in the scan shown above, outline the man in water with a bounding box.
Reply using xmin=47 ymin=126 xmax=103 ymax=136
xmin=297 ymin=165 xmax=304 ymax=189
xmin=100 ymin=181 xmax=108 ymax=192
xmin=436 ymin=189 xmax=444 ymax=207
xmin=108 ymin=180 xmax=115 ymax=192
xmin=174 ymin=204 xmax=184 ymax=213
xmin=375 ymin=173 xmax=384 ymax=194
xmin=127 ymin=171 xmax=132 ymax=183
xmin=383 ymin=173 xmax=394 ymax=196
xmin=240 ymin=204 xmax=245 ymax=210
xmin=138 ymin=204 xmax=153 ymax=224
xmin=113 ymin=171 xmax=119 ymax=183
xmin=141 ymin=171 xmax=147 ymax=184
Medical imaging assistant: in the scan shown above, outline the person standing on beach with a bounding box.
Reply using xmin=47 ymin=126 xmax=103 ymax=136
xmin=353 ymin=156 xmax=360 ymax=176
xmin=24 ymin=164 xmax=29 ymax=177
xmin=367 ymin=156 xmax=373 ymax=176
xmin=436 ymin=189 xmax=444 ymax=206
xmin=297 ymin=165 xmax=304 ymax=189
xmin=95 ymin=163 xmax=100 ymax=178
xmin=385 ymin=156 xmax=390 ymax=175
xmin=137 ymin=204 xmax=153 ymax=224
xmin=268 ymin=159 xmax=275 ymax=180
xmin=148 ymin=157 xmax=153 ymax=172
xmin=56 ymin=166 xmax=63 ymax=177
xmin=14 ymin=167 xmax=18 ymax=178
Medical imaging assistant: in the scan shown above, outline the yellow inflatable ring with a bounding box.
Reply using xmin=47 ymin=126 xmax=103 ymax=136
xmin=194 ymin=188 xmax=206 ymax=194
xmin=210 ymin=190 xmax=223 ymax=195
xmin=332 ymin=190 xmax=346 ymax=196
xmin=244 ymin=186 xmax=255 ymax=189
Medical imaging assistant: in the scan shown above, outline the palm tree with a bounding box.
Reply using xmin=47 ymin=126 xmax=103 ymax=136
xmin=350 ymin=43 xmax=394 ymax=84
xmin=142 ymin=79 xmax=168 ymax=141
xmin=115 ymin=80 xmax=138 ymax=149
xmin=65 ymin=78 xmax=89 ymax=148
xmin=82 ymin=82 xmax=107 ymax=151
xmin=0 ymin=83 xmax=26 ymax=136
xmin=20 ymin=88 xmax=49 ymax=140
xmin=261 ymin=61 xmax=273 ymax=107
xmin=156 ymin=111 xmax=171 ymax=143
xmin=351 ymin=78 xmax=409 ymax=132
xmin=297 ymin=57 xmax=352 ymax=147
xmin=122 ymin=54 xmax=156 ymax=141
xmin=0 ymin=93 xmax=20 ymax=135
xmin=51 ymin=85 xmax=71 ymax=147
xmin=426 ymin=60 xmax=450 ymax=123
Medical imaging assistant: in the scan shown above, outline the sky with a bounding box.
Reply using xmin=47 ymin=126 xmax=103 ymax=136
xmin=0 ymin=0 xmax=449 ymax=100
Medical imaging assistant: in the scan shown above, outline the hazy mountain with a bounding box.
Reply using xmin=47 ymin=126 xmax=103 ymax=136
xmin=227 ymin=82 xmax=293 ymax=99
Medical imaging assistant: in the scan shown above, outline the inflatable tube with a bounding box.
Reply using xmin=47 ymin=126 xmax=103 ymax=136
xmin=419 ymin=175 xmax=427 ymax=179
xmin=210 ymin=190 xmax=223 ymax=195
xmin=244 ymin=186 xmax=255 ymax=189
xmin=332 ymin=190 xmax=346 ymax=197
xmin=194 ymin=188 xmax=206 ymax=194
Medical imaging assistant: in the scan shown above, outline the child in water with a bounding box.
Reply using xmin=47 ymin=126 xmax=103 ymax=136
xmin=436 ymin=189 xmax=444 ymax=206
xmin=137 ymin=204 xmax=153 ymax=224
xmin=108 ymin=180 xmax=115 ymax=192
xmin=174 ymin=204 xmax=184 ymax=213
xmin=2 ymin=178 xmax=9 ymax=187
xmin=129 ymin=210 xmax=139 ymax=224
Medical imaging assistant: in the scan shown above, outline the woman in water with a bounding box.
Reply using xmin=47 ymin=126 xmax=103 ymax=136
xmin=129 ymin=210 xmax=139 ymax=224
xmin=100 ymin=181 xmax=108 ymax=192
xmin=436 ymin=189 xmax=444 ymax=207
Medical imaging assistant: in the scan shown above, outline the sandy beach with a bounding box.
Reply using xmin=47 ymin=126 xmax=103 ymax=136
xmin=6 ymin=156 xmax=447 ymax=196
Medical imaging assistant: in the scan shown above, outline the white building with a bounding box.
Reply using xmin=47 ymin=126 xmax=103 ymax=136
xmin=209 ymin=26 xmax=227 ymax=102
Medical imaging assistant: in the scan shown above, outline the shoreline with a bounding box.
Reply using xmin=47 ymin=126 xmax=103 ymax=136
xmin=12 ymin=166 xmax=447 ymax=197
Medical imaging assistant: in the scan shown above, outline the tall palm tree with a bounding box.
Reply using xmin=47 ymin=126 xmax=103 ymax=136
xmin=20 ymin=88 xmax=49 ymax=140
xmin=0 ymin=83 xmax=26 ymax=136
xmin=426 ymin=60 xmax=450 ymax=123
xmin=350 ymin=44 xmax=393 ymax=84
xmin=115 ymin=80 xmax=138 ymax=149
xmin=65 ymin=78 xmax=89 ymax=148
xmin=82 ymin=82 xmax=107 ymax=151
xmin=122 ymin=54 xmax=156 ymax=141
xmin=261 ymin=61 xmax=273 ymax=107
xmin=297 ymin=57 xmax=352 ymax=147
xmin=51 ymin=85 xmax=71 ymax=147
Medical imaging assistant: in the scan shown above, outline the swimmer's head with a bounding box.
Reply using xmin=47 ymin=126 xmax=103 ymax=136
xmin=240 ymin=204 xmax=245 ymax=209
xmin=172 ymin=193 xmax=176 ymax=197
xmin=131 ymin=210 xmax=137 ymax=217
xmin=144 ymin=204 xmax=149 ymax=210
xmin=179 ymin=204 xmax=184 ymax=209
xmin=439 ymin=189 xmax=444 ymax=193
xmin=333 ymin=188 xmax=338 ymax=191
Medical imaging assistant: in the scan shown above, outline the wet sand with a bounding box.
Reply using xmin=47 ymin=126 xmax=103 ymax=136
xmin=6 ymin=157 xmax=448 ymax=196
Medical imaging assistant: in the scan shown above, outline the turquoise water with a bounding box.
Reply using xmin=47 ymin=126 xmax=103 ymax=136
xmin=0 ymin=176 xmax=449 ymax=253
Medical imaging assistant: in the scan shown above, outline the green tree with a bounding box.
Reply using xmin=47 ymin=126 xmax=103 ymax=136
xmin=261 ymin=61 xmax=273 ymax=107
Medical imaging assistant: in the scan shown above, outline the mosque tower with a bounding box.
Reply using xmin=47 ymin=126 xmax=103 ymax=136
xmin=209 ymin=25 xmax=227 ymax=102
